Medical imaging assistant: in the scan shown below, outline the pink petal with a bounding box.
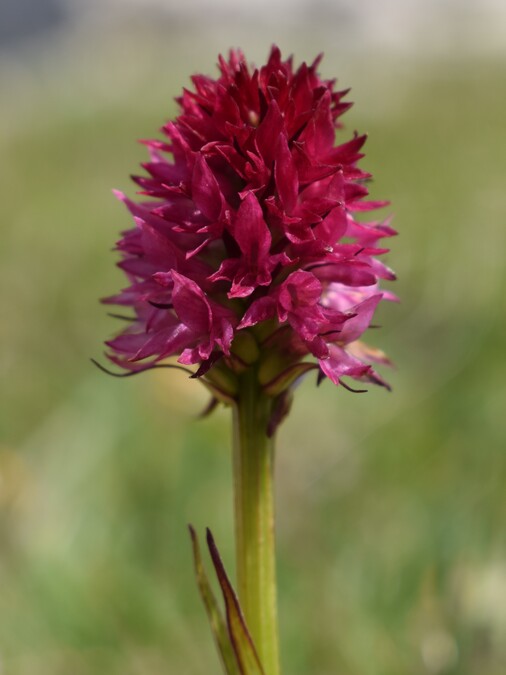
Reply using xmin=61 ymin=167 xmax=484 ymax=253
xmin=133 ymin=324 xmax=190 ymax=361
xmin=337 ymin=294 xmax=382 ymax=344
xmin=171 ymin=271 xmax=212 ymax=333
xmin=238 ymin=296 xmax=277 ymax=329
xmin=319 ymin=345 xmax=371 ymax=385
xmin=278 ymin=270 xmax=322 ymax=312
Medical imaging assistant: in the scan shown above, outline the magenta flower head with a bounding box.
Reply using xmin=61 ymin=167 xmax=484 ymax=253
xmin=103 ymin=47 xmax=396 ymax=425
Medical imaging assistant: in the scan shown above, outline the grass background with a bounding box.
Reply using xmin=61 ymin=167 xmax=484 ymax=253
xmin=1 ymin=23 xmax=505 ymax=675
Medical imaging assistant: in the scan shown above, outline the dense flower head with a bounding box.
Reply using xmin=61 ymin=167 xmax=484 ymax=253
xmin=103 ymin=46 xmax=396 ymax=402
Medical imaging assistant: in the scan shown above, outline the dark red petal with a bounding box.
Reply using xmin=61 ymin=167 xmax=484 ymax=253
xmin=298 ymin=89 xmax=334 ymax=156
xmin=314 ymin=204 xmax=347 ymax=245
xmin=171 ymin=271 xmax=212 ymax=333
xmin=255 ymin=99 xmax=285 ymax=164
xmin=191 ymin=154 xmax=224 ymax=221
xmin=275 ymin=134 xmax=299 ymax=213
xmin=233 ymin=192 xmax=271 ymax=261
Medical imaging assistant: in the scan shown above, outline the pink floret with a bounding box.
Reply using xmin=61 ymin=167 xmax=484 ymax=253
xmin=104 ymin=46 xmax=396 ymax=390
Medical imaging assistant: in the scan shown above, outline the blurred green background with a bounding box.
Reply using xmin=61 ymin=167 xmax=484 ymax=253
xmin=1 ymin=3 xmax=505 ymax=674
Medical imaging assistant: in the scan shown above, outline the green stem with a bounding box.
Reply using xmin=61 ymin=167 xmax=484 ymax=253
xmin=232 ymin=368 xmax=280 ymax=675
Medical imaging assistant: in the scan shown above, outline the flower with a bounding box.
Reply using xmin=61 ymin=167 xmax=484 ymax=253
xmin=103 ymin=46 xmax=396 ymax=399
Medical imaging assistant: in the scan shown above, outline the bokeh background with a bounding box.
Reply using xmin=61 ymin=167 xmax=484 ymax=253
xmin=1 ymin=1 xmax=505 ymax=674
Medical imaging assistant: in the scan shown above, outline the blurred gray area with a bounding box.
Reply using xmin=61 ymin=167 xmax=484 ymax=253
xmin=1 ymin=0 xmax=504 ymax=130
xmin=1 ymin=0 xmax=505 ymax=58
xmin=0 ymin=0 xmax=66 ymax=48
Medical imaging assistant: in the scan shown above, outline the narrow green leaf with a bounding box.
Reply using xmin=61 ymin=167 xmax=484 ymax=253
xmin=206 ymin=529 xmax=266 ymax=675
xmin=189 ymin=526 xmax=241 ymax=675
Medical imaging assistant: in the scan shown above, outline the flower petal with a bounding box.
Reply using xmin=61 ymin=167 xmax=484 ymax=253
xmin=171 ymin=271 xmax=212 ymax=333
xmin=192 ymin=154 xmax=224 ymax=221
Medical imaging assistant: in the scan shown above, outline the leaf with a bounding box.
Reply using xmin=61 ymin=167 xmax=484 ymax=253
xmin=206 ymin=529 xmax=266 ymax=675
xmin=189 ymin=526 xmax=241 ymax=675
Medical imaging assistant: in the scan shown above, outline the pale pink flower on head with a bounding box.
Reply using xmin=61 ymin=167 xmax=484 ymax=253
xmin=102 ymin=46 xmax=396 ymax=410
